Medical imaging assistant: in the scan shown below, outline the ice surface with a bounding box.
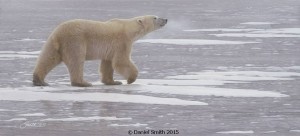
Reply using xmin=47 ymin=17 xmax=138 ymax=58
xmin=2 ymin=118 xmax=27 ymax=122
xmin=0 ymin=54 xmax=37 ymax=59
xmin=207 ymin=28 xmax=300 ymax=38
xmin=91 ymin=82 xmax=287 ymax=98
xmin=0 ymin=88 xmax=207 ymax=106
xmin=0 ymin=51 xmax=39 ymax=59
xmin=212 ymin=33 xmax=300 ymax=38
xmin=96 ymin=84 xmax=287 ymax=98
xmin=184 ymin=27 xmax=300 ymax=38
xmin=0 ymin=109 xmax=15 ymax=111
xmin=136 ymin=79 xmax=240 ymax=86
xmin=184 ymin=28 xmax=263 ymax=32
xmin=40 ymin=116 xmax=132 ymax=122
xmin=216 ymin=130 xmax=254 ymax=134
xmin=108 ymin=123 xmax=148 ymax=127
xmin=136 ymin=39 xmax=258 ymax=45
xmin=263 ymin=131 xmax=277 ymax=134
xmin=166 ymin=71 xmax=300 ymax=81
xmin=251 ymin=28 xmax=300 ymax=34
xmin=240 ymin=22 xmax=278 ymax=25
xmin=14 ymin=38 xmax=42 ymax=42
xmin=18 ymin=113 xmax=46 ymax=117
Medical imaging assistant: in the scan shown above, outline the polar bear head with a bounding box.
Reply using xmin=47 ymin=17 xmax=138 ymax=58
xmin=136 ymin=15 xmax=168 ymax=33
xmin=122 ymin=15 xmax=167 ymax=41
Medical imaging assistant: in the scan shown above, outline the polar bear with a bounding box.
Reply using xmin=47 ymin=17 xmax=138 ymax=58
xmin=33 ymin=15 xmax=167 ymax=87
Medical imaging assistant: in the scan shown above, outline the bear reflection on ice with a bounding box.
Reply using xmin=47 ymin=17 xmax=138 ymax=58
xmin=33 ymin=15 xmax=167 ymax=87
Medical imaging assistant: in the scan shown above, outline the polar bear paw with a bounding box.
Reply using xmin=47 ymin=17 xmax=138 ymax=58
xmin=102 ymin=80 xmax=122 ymax=85
xmin=71 ymin=81 xmax=92 ymax=87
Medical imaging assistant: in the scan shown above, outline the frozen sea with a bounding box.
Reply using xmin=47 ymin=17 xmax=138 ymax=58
xmin=0 ymin=0 xmax=300 ymax=136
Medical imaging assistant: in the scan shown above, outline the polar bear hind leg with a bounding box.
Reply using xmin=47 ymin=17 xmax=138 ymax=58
xmin=33 ymin=43 xmax=62 ymax=86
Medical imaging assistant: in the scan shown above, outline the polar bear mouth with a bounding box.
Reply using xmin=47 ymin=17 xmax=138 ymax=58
xmin=159 ymin=18 xmax=168 ymax=27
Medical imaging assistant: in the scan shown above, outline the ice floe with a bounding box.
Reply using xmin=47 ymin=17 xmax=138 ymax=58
xmin=136 ymin=39 xmax=258 ymax=45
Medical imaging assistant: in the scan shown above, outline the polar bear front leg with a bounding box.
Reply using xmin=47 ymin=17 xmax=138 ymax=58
xmin=112 ymin=56 xmax=138 ymax=84
xmin=100 ymin=60 xmax=122 ymax=85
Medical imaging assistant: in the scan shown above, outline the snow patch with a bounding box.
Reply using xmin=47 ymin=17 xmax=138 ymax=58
xmin=251 ymin=28 xmax=300 ymax=34
xmin=136 ymin=79 xmax=240 ymax=86
xmin=41 ymin=116 xmax=131 ymax=122
xmin=184 ymin=28 xmax=262 ymax=32
xmin=212 ymin=33 xmax=300 ymax=38
xmin=0 ymin=88 xmax=207 ymax=106
xmin=14 ymin=38 xmax=42 ymax=42
xmin=290 ymin=130 xmax=300 ymax=133
xmin=240 ymin=22 xmax=278 ymax=25
xmin=166 ymin=71 xmax=300 ymax=81
xmin=0 ymin=51 xmax=40 ymax=59
xmin=0 ymin=109 xmax=16 ymax=111
xmin=18 ymin=113 xmax=46 ymax=117
xmin=2 ymin=118 xmax=27 ymax=122
xmin=109 ymin=123 xmax=148 ymax=127
xmin=136 ymin=39 xmax=258 ymax=45
xmin=263 ymin=131 xmax=277 ymax=133
xmin=217 ymin=130 xmax=254 ymax=134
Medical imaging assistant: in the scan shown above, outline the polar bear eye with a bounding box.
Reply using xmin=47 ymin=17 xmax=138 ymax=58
xmin=154 ymin=17 xmax=157 ymax=20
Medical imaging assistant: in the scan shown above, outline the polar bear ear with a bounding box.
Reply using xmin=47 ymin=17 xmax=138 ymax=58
xmin=137 ymin=18 xmax=144 ymax=26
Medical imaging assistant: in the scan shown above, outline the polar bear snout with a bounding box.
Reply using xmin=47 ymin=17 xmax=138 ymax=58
xmin=158 ymin=18 xmax=168 ymax=27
